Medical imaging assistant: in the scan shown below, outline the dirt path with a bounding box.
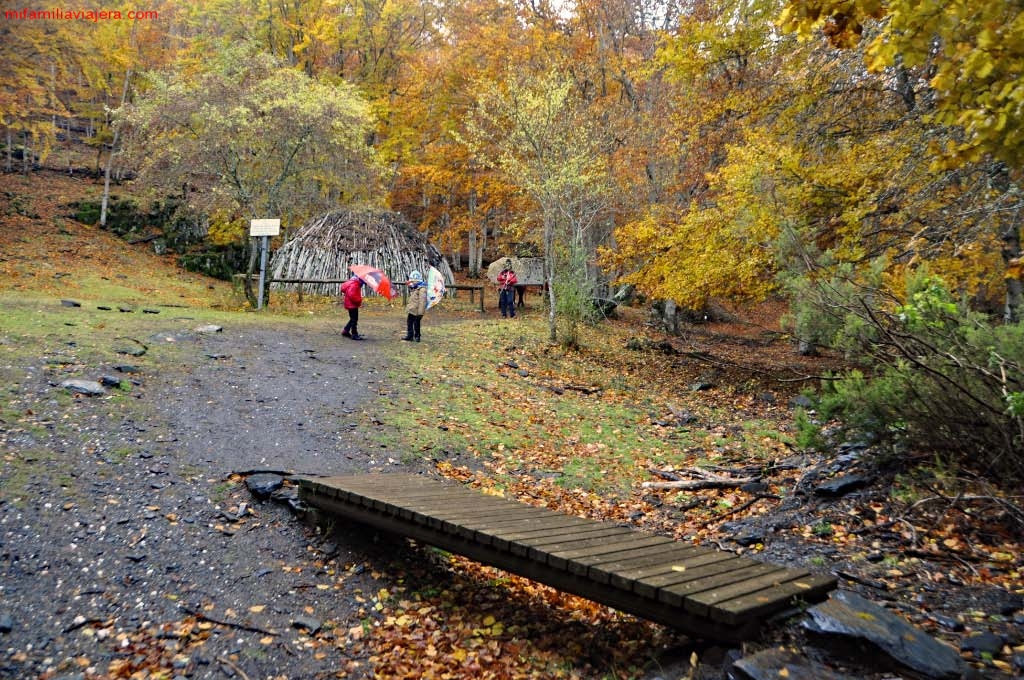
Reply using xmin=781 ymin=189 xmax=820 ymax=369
xmin=149 ymin=321 xmax=390 ymax=476
xmin=1 ymin=314 xmax=416 ymax=680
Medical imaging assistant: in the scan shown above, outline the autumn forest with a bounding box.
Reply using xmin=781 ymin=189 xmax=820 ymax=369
xmin=4 ymin=0 xmax=1024 ymax=478
xmin=4 ymin=1 xmax=1024 ymax=677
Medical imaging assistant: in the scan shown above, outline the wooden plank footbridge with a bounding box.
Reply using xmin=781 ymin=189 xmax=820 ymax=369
xmin=297 ymin=473 xmax=836 ymax=642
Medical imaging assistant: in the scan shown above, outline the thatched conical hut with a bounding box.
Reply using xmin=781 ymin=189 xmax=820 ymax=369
xmin=269 ymin=209 xmax=454 ymax=296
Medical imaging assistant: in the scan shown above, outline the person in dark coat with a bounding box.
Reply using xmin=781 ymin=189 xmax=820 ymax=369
xmin=340 ymin=275 xmax=364 ymax=340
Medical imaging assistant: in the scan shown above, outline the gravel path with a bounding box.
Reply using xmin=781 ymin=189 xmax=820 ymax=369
xmin=1 ymin=316 xmax=412 ymax=680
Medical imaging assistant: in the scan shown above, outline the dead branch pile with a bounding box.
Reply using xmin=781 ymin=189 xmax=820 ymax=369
xmin=269 ymin=209 xmax=454 ymax=296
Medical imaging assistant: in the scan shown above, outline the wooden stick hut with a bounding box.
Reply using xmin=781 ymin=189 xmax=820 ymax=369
xmin=269 ymin=209 xmax=454 ymax=296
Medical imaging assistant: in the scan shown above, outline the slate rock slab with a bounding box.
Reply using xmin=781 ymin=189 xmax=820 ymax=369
xmin=246 ymin=474 xmax=285 ymax=500
xmin=59 ymin=379 xmax=106 ymax=396
xmin=960 ymin=631 xmax=1004 ymax=658
xmin=803 ymin=590 xmax=965 ymax=680
xmin=729 ymin=646 xmax=859 ymax=680
xmin=814 ymin=474 xmax=872 ymax=497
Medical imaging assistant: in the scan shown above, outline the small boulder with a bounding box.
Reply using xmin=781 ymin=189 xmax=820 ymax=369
xmin=814 ymin=474 xmax=871 ymax=498
xmin=60 ymin=379 xmax=106 ymax=396
xmin=730 ymin=646 xmax=859 ymax=680
xmin=246 ymin=474 xmax=284 ymax=500
xmin=803 ymin=590 xmax=965 ymax=680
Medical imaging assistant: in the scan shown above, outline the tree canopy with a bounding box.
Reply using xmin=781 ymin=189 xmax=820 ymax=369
xmin=3 ymin=0 xmax=1022 ymax=317
xmin=121 ymin=42 xmax=380 ymax=230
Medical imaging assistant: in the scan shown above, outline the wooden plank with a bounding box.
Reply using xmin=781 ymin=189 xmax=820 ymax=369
xmin=592 ymin=545 xmax=712 ymax=586
xmin=632 ymin=554 xmax=748 ymax=599
xmin=524 ymin=527 xmax=639 ymax=561
xmin=568 ymin=543 xmax=694 ymax=584
xmin=482 ymin=515 xmax=600 ymax=541
xmin=392 ymin=499 xmax=542 ymax=527
xmin=319 ymin=474 xmax=447 ymax=496
xmin=712 ymin=573 xmax=837 ymax=624
xmin=435 ymin=507 xmax=566 ymax=535
xmin=401 ymin=505 xmax=530 ymax=532
xmin=685 ymin=566 xmax=807 ymax=617
xmin=548 ymin=535 xmax=676 ymax=572
xmin=634 ymin=551 xmax=747 ymax=588
xmin=345 ymin=490 xmax=460 ymax=513
xmin=468 ymin=516 xmax=608 ymax=550
xmin=400 ymin=503 xmax=549 ymax=530
xmin=659 ymin=562 xmax=786 ymax=608
xmin=300 ymin=485 xmax=762 ymax=642
xmin=422 ymin=505 xmax=556 ymax=525
xmin=597 ymin=545 xmax=714 ymax=585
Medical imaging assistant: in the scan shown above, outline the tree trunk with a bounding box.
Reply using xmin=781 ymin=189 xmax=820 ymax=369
xmin=5 ymin=128 xmax=11 ymax=173
xmin=22 ymin=131 xmax=30 ymax=174
xmin=100 ymin=64 xmax=133 ymax=228
xmin=544 ymin=216 xmax=557 ymax=342
xmin=244 ymin=238 xmax=259 ymax=308
xmin=466 ymin=188 xmax=477 ymax=277
xmin=66 ymin=118 xmax=73 ymax=175
xmin=1003 ymin=224 xmax=1022 ymax=323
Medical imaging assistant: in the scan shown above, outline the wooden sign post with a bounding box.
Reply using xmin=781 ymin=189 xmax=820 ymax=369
xmin=250 ymin=219 xmax=281 ymax=310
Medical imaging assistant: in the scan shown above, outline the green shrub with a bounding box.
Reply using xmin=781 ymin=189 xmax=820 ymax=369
xmin=794 ymin=406 xmax=826 ymax=451
xmin=807 ymin=271 xmax=1024 ymax=484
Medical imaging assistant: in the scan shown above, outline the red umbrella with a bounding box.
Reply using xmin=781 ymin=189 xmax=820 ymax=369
xmin=349 ymin=264 xmax=394 ymax=300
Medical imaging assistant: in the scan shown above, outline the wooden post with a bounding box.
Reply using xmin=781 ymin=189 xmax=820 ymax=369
xmin=249 ymin=219 xmax=281 ymax=310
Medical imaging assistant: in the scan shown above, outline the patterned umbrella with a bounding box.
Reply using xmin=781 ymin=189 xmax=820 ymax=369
xmin=349 ymin=264 xmax=394 ymax=300
xmin=425 ymin=266 xmax=446 ymax=310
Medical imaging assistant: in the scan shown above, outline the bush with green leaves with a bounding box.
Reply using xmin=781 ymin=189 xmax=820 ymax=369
xmin=796 ymin=268 xmax=1024 ymax=483
xmin=553 ymin=241 xmax=600 ymax=348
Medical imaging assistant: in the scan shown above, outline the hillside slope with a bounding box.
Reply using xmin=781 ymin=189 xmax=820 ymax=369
xmin=1 ymin=170 xmax=227 ymax=306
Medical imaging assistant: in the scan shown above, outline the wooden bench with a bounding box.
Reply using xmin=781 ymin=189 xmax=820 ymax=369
xmin=401 ymin=284 xmax=485 ymax=312
xmin=297 ymin=473 xmax=835 ymax=642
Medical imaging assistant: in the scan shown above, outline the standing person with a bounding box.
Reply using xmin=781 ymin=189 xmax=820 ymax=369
xmin=496 ymin=259 xmax=518 ymax=318
xmin=403 ymin=270 xmax=427 ymax=342
xmin=340 ymin=274 xmax=365 ymax=340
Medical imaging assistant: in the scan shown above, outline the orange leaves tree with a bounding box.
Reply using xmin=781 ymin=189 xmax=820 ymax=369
xmin=779 ymin=0 xmax=1024 ymax=321
xmin=758 ymin=0 xmax=1024 ymax=478
xmin=604 ymin=0 xmax=799 ymax=311
xmin=462 ymin=68 xmax=615 ymax=344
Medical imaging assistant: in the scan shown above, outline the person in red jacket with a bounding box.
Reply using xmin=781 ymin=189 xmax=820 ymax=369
xmin=496 ymin=259 xmax=518 ymax=318
xmin=340 ymin=275 xmax=365 ymax=340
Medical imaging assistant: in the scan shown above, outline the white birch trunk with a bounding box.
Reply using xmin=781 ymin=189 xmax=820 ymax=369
xmin=101 ymin=69 xmax=132 ymax=228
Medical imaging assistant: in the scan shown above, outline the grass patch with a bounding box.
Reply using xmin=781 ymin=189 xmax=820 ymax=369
xmin=0 ymin=448 xmax=64 ymax=506
xmin=377 ymin=313 xmax=793 ymax=496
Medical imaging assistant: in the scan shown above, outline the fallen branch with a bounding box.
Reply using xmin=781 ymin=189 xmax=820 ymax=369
xmin=642 ymin=466 xmax=756 ymax=490
xmin=127 ymin=233 xmax=161 ymax=245
xmin=218 ymin=656 xmax=253 ymax=680
xmin=232 ymin=469 xmax=299 ymax=478
xmin=713 ymin=494 xmax=777 ymax=522
xmin=63 ymin=617 xmax=107 ymax=634
xmin=562 ymin=384 xmax=601 ymax=394
xmin=180 ymin=604 xmax=278 ymax=636
xmin=834 ymin=570 xmax=889 ymax=591
xmin=909 ymin=494 xmax=1024 ymax=528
